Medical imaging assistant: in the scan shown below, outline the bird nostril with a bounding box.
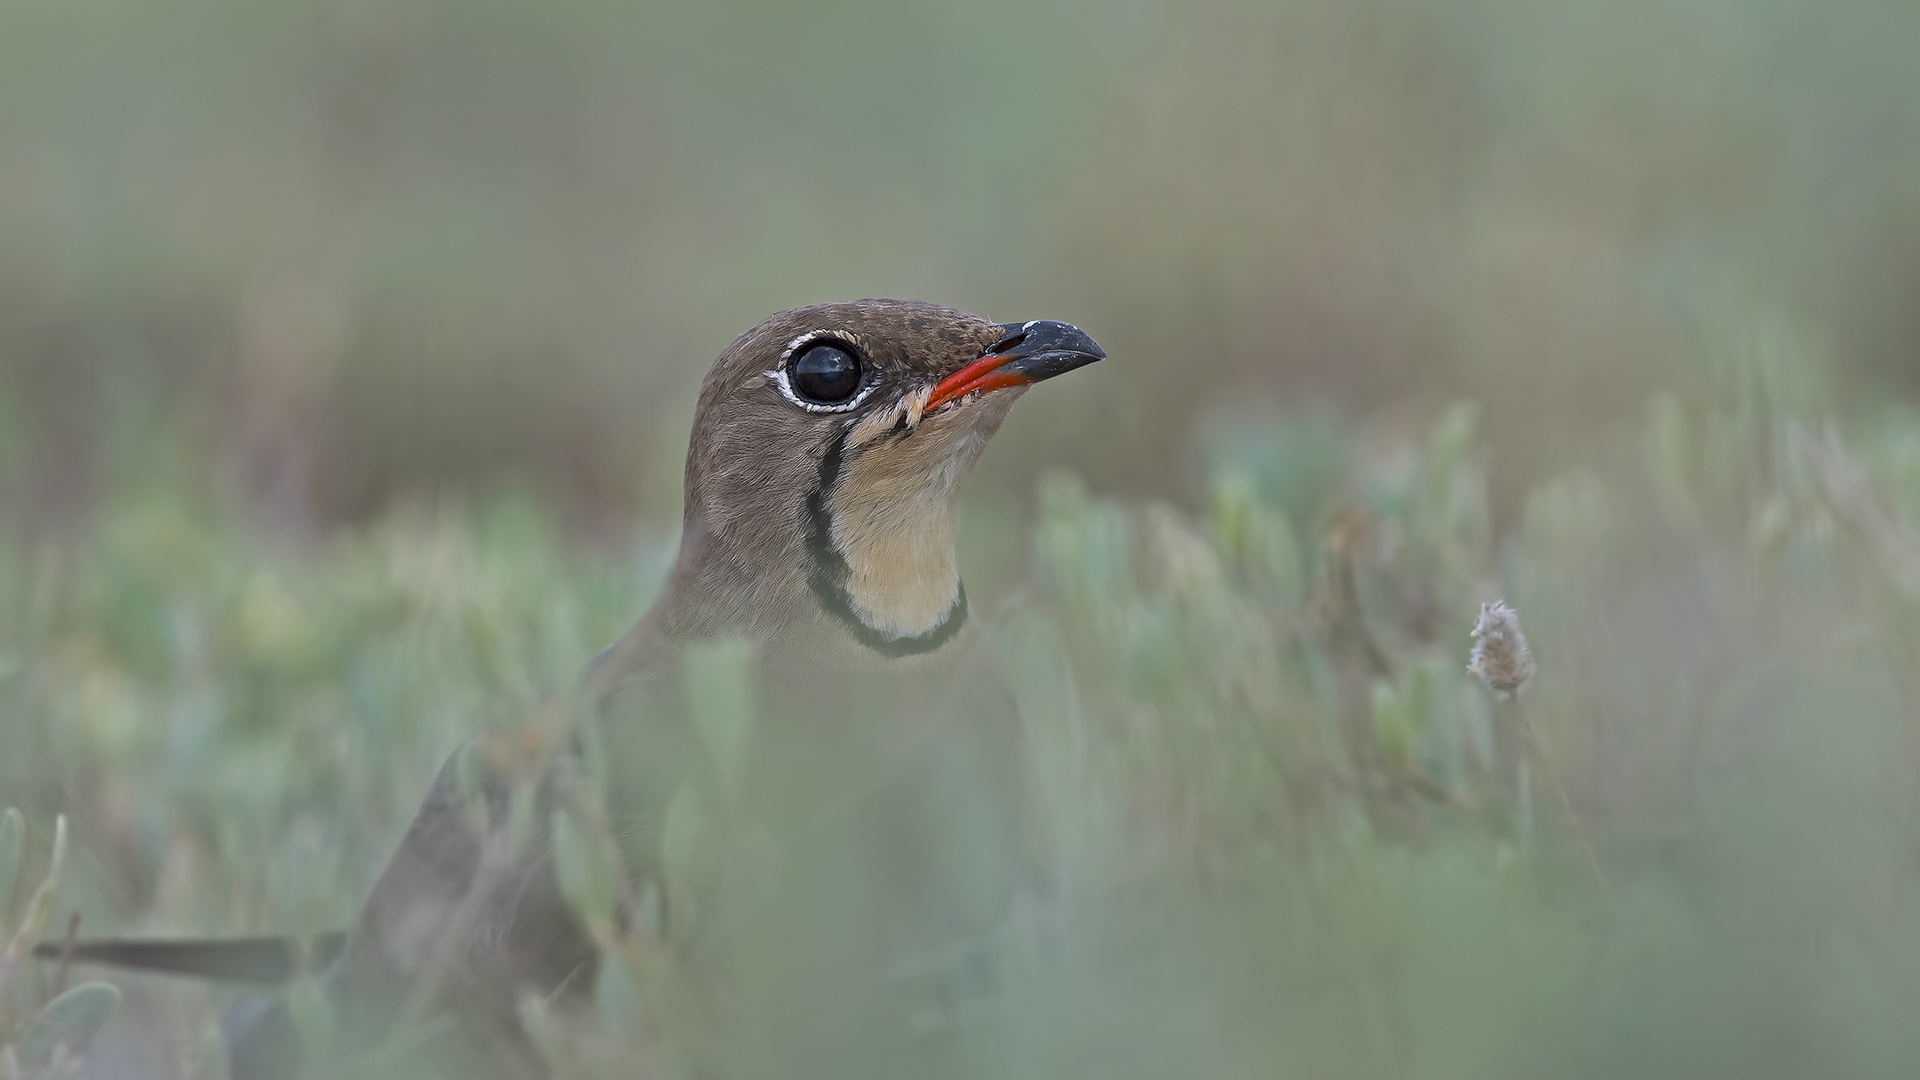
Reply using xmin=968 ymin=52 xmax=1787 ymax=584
xmin=985 ymin=332 xmax=1026 ymax=356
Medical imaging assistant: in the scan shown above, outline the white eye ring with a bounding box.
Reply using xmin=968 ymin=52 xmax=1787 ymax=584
xmin=765 ymin=331 xmax=878 ymax=413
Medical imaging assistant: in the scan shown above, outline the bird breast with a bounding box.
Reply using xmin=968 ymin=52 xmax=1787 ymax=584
xmin=826 ymin=409 xmax=998 ymax=640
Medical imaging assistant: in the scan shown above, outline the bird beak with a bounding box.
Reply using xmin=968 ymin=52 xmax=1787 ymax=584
xmin=923 ymin=320 xmax=1106 ymax=414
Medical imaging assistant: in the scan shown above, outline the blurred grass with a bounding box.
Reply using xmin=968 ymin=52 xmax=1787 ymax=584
xmin=7 ymin=357 xmax=1920 ymax=1075
xmin=5 ymin=0 xmax=1920 ymax=1075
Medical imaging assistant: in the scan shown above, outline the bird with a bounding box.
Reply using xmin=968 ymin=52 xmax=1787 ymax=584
xmin=44 ymin=299 xmax=1105 ymax=1079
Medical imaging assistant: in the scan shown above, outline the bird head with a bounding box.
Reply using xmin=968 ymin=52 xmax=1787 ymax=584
xmin=658 ymin=299 xmax=1104 ymax=664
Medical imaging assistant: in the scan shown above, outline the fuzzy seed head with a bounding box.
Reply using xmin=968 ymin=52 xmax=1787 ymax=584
xmin=1468 ymin=600 xmax=1535 ymax=697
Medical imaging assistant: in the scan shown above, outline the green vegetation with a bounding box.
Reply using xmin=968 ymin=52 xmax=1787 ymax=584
xmin=7 ymin=370 xmax=1920 ymax=1076
xmin=4 ymin=812 xmax=126 ymax=1080
xmin=5 ymin=0 xmax=1920 ymax=1074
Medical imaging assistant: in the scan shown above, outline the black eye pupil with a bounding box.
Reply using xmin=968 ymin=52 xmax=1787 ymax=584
xmin=789 ymin=344 xmax=863 ymax=404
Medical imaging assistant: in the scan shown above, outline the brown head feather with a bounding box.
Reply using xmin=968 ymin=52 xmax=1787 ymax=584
xmin=592 ymin=300 xmax=1015 ymax=689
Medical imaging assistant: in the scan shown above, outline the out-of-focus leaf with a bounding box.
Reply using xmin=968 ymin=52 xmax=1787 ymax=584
xmin=0 ymin=808 xmax=22 ymax=927
xmin=594 ymin=949 xmax=642 ymax=1029
xmin=1371 ymin=680 xmax=1414 ymax=769
xmin=3 ymin=816 xmax=66 ymax=975
xmin=285 ymin=978 xmax=335 ymax=1066
xmin=1035 ymin=471 xmax=1134 ymax=621
xmin=683 ymin=640 xmax=756 ymax=805
xmin=1210 ymin=473 xmax=1305 ymax=603
xmin=660 ymin=785 xmax=710 ymax=939
xmin=1644 ymin=391 xmax=1700 ymax=529
xmin=15 ymin=981 xmax=121 ymax=1067
xmin=552 ymin=808 xmax=617 ymax=933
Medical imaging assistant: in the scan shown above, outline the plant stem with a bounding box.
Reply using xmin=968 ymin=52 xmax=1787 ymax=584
xmin=1514 ymin=699 xmax=1612 ymax=899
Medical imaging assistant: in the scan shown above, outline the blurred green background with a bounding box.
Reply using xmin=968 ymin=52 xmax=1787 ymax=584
xmin=5 ymin=0 xmax=1920 ymax=1077
xmin=5 ymin=0 xmax=1917 ymax=530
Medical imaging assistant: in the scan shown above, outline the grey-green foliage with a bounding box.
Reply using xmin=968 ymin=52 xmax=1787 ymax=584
xmin=10 ymin=385 xmax=1920 ymax=1078
xmin=0 ymin=810 xmax=22 ymax=927
xmin=14 ymin=982 xmax=122 ymax=1074
xmin=961 ymin=396 xmax=1920 ymax=1080
xmin=1 ymin=814 xmax=121 ymax=1079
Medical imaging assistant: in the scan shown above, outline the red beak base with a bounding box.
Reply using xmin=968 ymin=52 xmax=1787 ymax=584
xmin=923 ymin=353 xmax=1033 ymax=414
xmin=921 ymin=320 xmax=1106 ymax=415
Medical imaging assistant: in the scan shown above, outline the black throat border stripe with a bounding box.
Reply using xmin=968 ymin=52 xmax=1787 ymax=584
xmin=804 ymin=431 xmax=967 ymax=658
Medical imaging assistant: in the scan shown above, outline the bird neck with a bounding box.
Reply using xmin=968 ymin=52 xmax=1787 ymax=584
xmin=588 ymin=424 xmax=987 ymax=698
xmin=804 ymin=432 xmax=969 ymax=657
xmin=587 ymin=502 xmax=966 ymax=704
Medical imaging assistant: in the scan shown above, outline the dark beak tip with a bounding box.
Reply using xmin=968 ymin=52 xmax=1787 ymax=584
xmin=993 ymin=319 xmax=1106 ymax=365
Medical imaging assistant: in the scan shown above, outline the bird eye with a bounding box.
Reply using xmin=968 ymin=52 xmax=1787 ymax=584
xmin=788 ymin=343 xmax=864 ymax=404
